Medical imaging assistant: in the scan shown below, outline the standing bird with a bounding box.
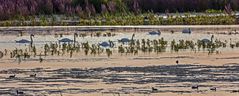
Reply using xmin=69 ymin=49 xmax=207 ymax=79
xmin=210 ymin=87 xmax=217 ymax=91
xmin=30 ymin=34 xmax=35 ymax=48
xmin=30 ymin=74 xmax=37 ymax=78
xmin=131 ymin=33 xmax=135 ymax=41
xmin=16 ymin=90 xmax=24 ymax=95
xmin=176 ymin=60 xmax=179 ymax=65
xmin=9 ymin=74 xmax=16 ymax=79
xmin=192 ymin=85 xmax=199 ymax=89
xmin=130 ymin=33 xmax=135 ymax=46
xmin=152 ymin=87 xmax=158 ymax=92
xmin=73 ymin=33 xmax=78 ymax=48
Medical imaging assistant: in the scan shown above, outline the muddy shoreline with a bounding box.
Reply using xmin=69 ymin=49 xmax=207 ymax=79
xmin=1 ymin=64 xmax=239 ymax=95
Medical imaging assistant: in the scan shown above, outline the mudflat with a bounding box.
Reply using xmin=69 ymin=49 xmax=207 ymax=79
xmin=0 ymin=26 xmax=239 ymax=96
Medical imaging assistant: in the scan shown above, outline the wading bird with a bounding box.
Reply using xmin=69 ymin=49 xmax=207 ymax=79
xmin=30 ymin=34 xmax=34 ymax=48
xmin=152 ymin=87 xmax=158 ymax=92
xmin=176 ymin=60 xmax=179 ymax=64
xmin=30 ymin=74 xmax=37 ymax=78
xmin=210 ymin=87 xmax=217 ymax=91
xmin=73 ymin=33 xmax=78 ymax=47
xmin=192 ymin=85 xmax=199 ymax=89
xmin=9 ymin=74 xmax=16 ymax=79
xmin=16 ymin=90 xmax=24 ymax=95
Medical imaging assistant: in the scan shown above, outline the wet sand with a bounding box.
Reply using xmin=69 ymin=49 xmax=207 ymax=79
xmin=1 ymin=59 xmax=239 ymax=96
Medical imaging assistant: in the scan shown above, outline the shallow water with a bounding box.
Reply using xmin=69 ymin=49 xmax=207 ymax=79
xmin=0 ymin=30 xmax=239 ymax=51
xmin=1 ymin=27 xmax=239 ymax=96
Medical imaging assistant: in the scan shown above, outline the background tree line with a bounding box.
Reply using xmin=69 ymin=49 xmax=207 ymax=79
xmin=0 ymin=0 xmax=238 ymax=20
